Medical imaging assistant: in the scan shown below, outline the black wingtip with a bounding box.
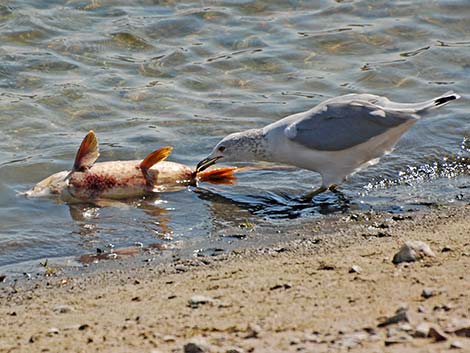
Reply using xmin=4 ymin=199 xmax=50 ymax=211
xmin=434 ymin=93 xmax=460 ymax=106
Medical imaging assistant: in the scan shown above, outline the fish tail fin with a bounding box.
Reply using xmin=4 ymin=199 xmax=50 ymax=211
xmin=197 ymin=167 xmax=237 ymax=185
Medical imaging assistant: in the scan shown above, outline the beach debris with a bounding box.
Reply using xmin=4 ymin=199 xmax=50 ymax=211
xmin=392 ymin=240 xmax=436 ymax=264
xmin=378 ymin=308 xmax=409 ymax=327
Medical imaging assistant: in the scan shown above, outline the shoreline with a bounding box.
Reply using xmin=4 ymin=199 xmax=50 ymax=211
xmin=1 ymin=204 xmax=470 ymax=352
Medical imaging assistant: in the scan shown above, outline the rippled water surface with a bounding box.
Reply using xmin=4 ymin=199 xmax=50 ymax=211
xmin=0 ymin=0 xmax=469 ymax=270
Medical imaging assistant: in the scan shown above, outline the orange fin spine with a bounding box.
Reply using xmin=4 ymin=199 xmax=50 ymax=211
xmin=73 ymin=130 xmax=100 ymax=172
xmin=197 ymin=167 xmax=237 ymax=185
xmin=140 ymin=146 xmax=173 ymax=186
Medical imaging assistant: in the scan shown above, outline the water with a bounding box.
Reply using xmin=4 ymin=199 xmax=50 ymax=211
xmin=0 ymin=0 xmax=469 ymax=271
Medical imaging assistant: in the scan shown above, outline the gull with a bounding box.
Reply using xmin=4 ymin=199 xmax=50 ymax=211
xmin=197 ymin=91 xmax=461 ymax=198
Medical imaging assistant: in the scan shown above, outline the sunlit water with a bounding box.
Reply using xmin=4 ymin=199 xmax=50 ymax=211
xmin=0 ymin=0 xmax=468 ymax=271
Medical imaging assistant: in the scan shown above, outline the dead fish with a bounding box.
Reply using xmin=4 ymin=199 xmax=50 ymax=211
xmin=24 ymin=130 xmax=237 ymax=202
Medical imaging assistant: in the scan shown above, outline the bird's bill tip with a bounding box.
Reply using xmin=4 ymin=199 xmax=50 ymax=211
xmin=196 ymin=156 xmax=223 ymax=173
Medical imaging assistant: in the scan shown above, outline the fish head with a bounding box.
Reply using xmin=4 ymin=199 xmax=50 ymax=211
xmin=23 ymin=171 xmax=70 ymax=198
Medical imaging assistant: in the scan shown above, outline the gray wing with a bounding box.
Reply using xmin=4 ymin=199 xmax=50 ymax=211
xmin=284 ymin=100 xmax=417 ymax=151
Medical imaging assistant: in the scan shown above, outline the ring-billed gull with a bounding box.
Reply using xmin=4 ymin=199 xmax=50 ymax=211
xmin=197 ymin=91 xmax=461 ymax=198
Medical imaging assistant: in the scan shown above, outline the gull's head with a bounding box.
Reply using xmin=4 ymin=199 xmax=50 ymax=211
xmin=197 ymin=130 xmax=262 ymax=172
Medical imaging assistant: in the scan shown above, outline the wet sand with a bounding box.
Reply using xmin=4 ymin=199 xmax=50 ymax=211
xmin=1 ymin=204 xmax=470 ymax=353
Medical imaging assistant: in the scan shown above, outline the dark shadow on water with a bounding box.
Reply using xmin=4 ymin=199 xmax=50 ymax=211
xmin=195 ymin=187 xmax=351 ymax=220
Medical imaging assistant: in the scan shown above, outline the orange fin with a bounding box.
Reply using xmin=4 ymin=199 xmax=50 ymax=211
xmin=73 ymin=130 xmax=99 ymax=172
xmin=140 ymin=146 xmax=173 ymax=185
xmin=197 ymin=167 xmax=237 ymax=185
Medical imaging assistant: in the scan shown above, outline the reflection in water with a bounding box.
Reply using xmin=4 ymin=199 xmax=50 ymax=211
xmin=195 ymin=186 xmax=351 ymax=220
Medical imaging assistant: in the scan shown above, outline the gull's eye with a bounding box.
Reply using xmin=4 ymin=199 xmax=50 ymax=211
xmin=218 ymin=146 xmax=226 ymax=152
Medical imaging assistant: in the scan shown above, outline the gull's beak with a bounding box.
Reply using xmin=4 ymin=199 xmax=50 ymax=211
xmin=196 ymin=156 xmax=223 ymax=173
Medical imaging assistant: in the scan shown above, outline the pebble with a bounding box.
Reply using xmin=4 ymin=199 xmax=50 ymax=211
xmin=413 ymin=323 xmax=430 ymax=338
xmin=392 ymin=241 xmax=436 ymax=264
xmin=244 ymin=323 xmax=262 ymax=339
xmin=226 ymin=348 xmax=245 ymax=353
xmin=53 ymin=305 xmax=75 ymax=314
xmin=417 ymin=305 xmax=426 ymax=313
xmin=429 ymin=326 xmax=447 ymax=342
xmin=454 ymin=326 xmax=470 ymax=337
xmin=450 ymin=341 xmax=463 ymax=349
xmin=47 ymin=327 xmax=60 ymax=336
xmin=162 ymin=335 xmax=176 ymax=342
xmin=188 ymin=295 xmax=215 ymax=308
xmin=349 ymin=265 xmax=362 ymax=274
xmin=183 ymin=337 xmax=210 ymax=353
xmin=378 ymin=308 xmax=409 ymax=327
xmin=421 ymin=288 xmax=437 ymax=299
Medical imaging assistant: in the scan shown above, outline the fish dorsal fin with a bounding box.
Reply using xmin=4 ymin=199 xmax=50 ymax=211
xmin=73 ymin=130 xmax=100 ymax=172
xmin=140 ymin=146 xmax=173 ymax=185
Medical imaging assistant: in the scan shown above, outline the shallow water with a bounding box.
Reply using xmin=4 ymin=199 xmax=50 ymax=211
xmin=0 ymin=0 xmax=469 ymax=271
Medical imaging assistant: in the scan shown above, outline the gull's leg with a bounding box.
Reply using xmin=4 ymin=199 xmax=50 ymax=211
xmin=328 ymin=184 xmax=338 ymax=193
xmin=302 ymin=185 xmax=328 ymax=201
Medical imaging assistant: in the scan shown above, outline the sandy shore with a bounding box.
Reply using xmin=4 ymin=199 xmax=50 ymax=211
xmin=1 ymin=204 xmax=470 ymax=353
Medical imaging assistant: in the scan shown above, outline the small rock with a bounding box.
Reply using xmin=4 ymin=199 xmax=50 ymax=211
xmin=0 ymin=274 xmax=6 ymax=282
xmin=53 ymin=305 xmax=74 ymax=314
xmin=413 ymin=322 xmax=430 ymax=338
xmin=392 ymin=240 xmax=436 ymax=264
xmin=269 ymin=283 xmax=292 ymax=291
xmin=318 ymin=263 xmax=335 ymax=271
xmin=184 ymin=343 xmax=205 ymax=353
xmin=421 ymin=288 xmax=437 ymax=299
xmin=188 ymin=295 xmax=214 ymax=308
xmin=441 ymin=246 xmax=453 ymax=252
xmin=454 ymin=326 xmax=470 ymax=337
xmin=384 ymin=335 xmax=411 ymax=346
xmin=175 ymin=264 xmax=188 ymax=272
xmin=47 ymin=327 xmax=60 ymax=336
xmin=349 ymin=265 xmax=362 ymax=274
xmin=78 ymin=324 xmax=90 ymax=331
xmin=226 ymin=348 xmax=244 ymax=353
xmin=184 ymin=338 xmax=210 ymax=353
xmin=450 ymin=341 xmax=463 ymax=349
xmin=245 ymin=323 xmax=262 ymax=339
xmin=398 ymin=323 xmax=413 ymax=332
xmin=417 ymin=305 xmax=426 ymax=313
xmin=162 ymin=335 xmax=176 ymax=342
xmin=378 ymin=308 xmax=409 ymax=327
xmin=429 ymin=326 xmax=447 ymax=342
